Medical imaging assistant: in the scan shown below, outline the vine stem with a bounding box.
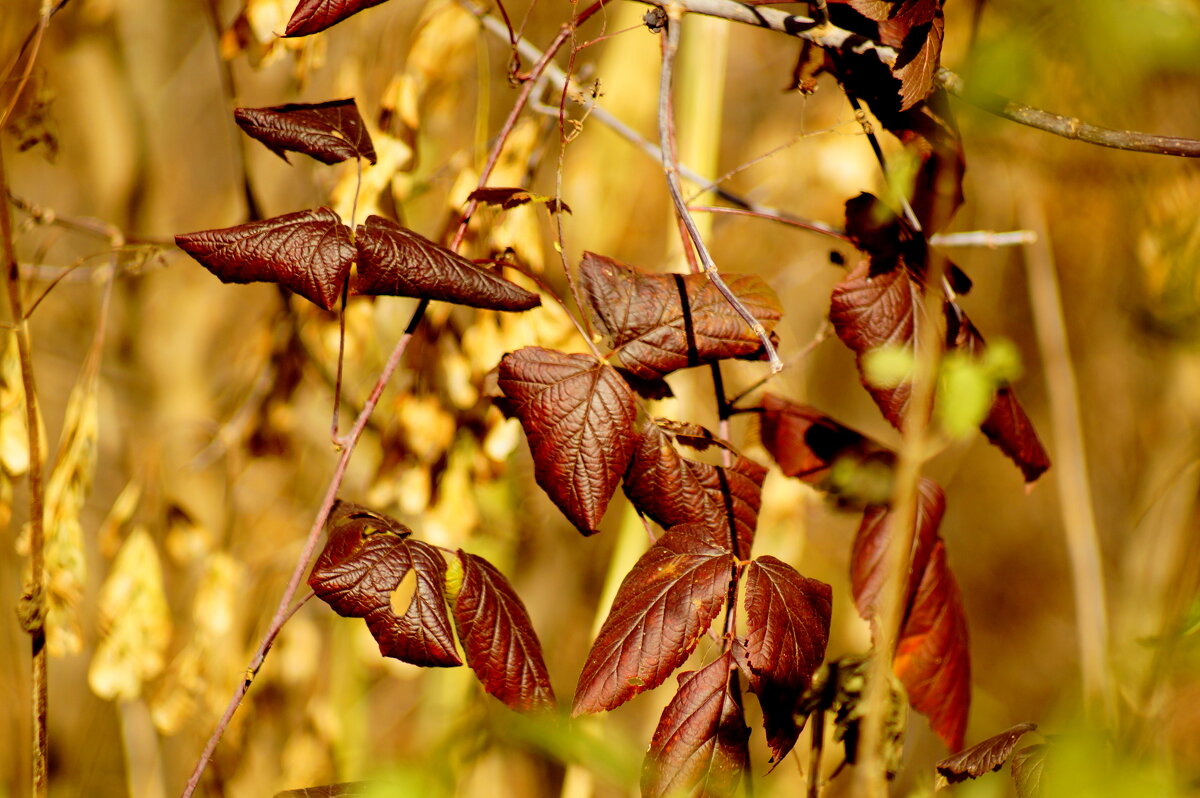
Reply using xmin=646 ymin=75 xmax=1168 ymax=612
xmin=178 ymin=8 xmax=602 ymax=793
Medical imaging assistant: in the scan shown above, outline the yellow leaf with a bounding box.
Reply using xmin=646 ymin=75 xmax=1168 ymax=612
xmin=98 ymin=480 xmax=141 ymax=558
xmin=89 ymin=527 xmax=172 ymax=701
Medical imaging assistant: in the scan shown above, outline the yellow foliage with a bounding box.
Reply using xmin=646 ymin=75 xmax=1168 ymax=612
xmin=89 ymin=527 xmax=172 ymax=701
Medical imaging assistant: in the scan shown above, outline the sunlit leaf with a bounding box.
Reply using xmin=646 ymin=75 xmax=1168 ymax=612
xmin=353 ymin=215 xmax=540 ymax=311
xmin=284 ymin=0 xmax=389 ymax=37
xmin=89 ymin=527 xmax=172 ymax=700
xmin=642 ymin=652 xmax=749 ymax=798
xmin=235 ymin=99 xmax=377 ymax=165
xmin=742 ymin=556 xmax=832 ymax=763
xmin=580 ymin=252 xmax=782 ymax=381
xmin=497 ymin=347 xmax=638 ymax=535
xmin=623 ymin=419 xmax=767 ymax=557
xmin=175 ymin=208 xmax=355 ymax=311
xmin=936 ymin=721 xmax=1038 ymax=784
xmin=1011 ymin=743 xmax=1047 ymax=798
xmin=451 ymin=551 xmax=556 ymax=712
xmin=852 ymin=480 xmax=970 ymax=750
xmin=467 ymin=187 xmax=571 ymax=214
xmin=308 ymin=502 xmax=461 ymax=667
xmin=573 ymin=524 xmax=733 ymax=714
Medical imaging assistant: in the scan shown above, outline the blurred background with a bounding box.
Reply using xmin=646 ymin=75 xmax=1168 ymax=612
xmin=1 ymin=0 xmax=1199 ymax=795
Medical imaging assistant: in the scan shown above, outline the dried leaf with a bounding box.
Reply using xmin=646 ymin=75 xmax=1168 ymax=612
xmin=936 ymin=721 xmax=1038 ymax=784
xmin=830 ymin=257 xmax=923 ymax=428
xmin=758 ymin=393 xmax=896 ymax=507
xmin=89 ymin=527 xmax=172 ymax=701
xmin=235 ymin=99 xmax=377 ymax=165
xmin=622 ymin=419 xmax=767 ymax=557
xmin=837 ymin=0 xmax=944 ymax=110
xmin=580 ymin=252 xmax=782 ymax=381
xmin=1011 ymin=744 xmax=1047 ymax=798
xmin=274 ymin=784 xmax=371 ymax=798
xmin=949 ymin=313 xmax=1050 ymax=483
xmin=353 ymin=215 xmax=540 ymax=311
xmin=497 ymin=347 xmax=638 ymax=535
xmin=467 ymin=187 xmax=571 ymax=214
xmin=451 ymin=551 xmax=556 ymax=712
xmin=642 ymin=652 xmax=750 ymax=798
xmin=742 ymin=556 xmax=832 ymax=763
xmin=1 ymin=331 xmax=32 ymax=477
xmin=308 ymin=502 xmax=461 ymax=667
xmin=851 ymin=480 xmax=970 ymax=751
xmin=175 ymin=208 xmax=355 ymax=311
xmin=284 ymin=0 xmax=389 ymax=37
xmin=573 ymin=524 xmax=734 ymax=715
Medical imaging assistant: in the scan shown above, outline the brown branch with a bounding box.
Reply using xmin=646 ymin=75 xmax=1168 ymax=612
xmin=179 ymin=6 xmax=605 ymax=793
xmin=627 ymin=0 xmax=1200 ymax=158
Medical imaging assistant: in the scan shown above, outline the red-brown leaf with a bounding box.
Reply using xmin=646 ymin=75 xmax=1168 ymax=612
xmin=235 ymin=99 xmax=377 ymax=165
xmin=175 ymin=208 xmax=354 ymax=311
xmin=838 ymin=0 xmax=944 ymax=110
xmin=742 ymin=557 xmax=832 ymax=763
xmin=949 ymin=312 xmax=1051 ymax=483
xmin=284 ymin=0 xmax=389 ymax=37
xmin=758 ymin=393 xmax=896 ymax=506
xmin=353 ymin=215 xmax=540 ymax=311
xmin=851 ymin=480 xmax=970 ymax=751
xmin=622 ymin=419 xmax=767 ymax=558
xmin=497 ymin=347 xmax=638 ymax=535
xmin=642 ymin=652 xmax=750 ymax=798
xmin=580 ymin=252 xmax=782 ymax=381
xmin=573 ymin=525 xmax=733 ymax=715
xmin=936 ymin=721 xmax=1038 ymax=783
xmin=451 ymin=551 xmax=556 ymax=712
xmin=467 ymin=187 xmax=571 ymax=214
xmin=308 ymin=504 xmax=461 ymax=667
xmin=829 ymin=257 xmax=924 ymax=428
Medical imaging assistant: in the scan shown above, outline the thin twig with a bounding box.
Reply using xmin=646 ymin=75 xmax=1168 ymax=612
xmin=180 ymin=8 xmax=602 ymax=793
xmin=627 ymin=0 xmax=1200 ymax=158
xmin=1021 ymin=194 xmax=1114 ymax=725
xmin=658 ymin=8 xmax=782 ymax=372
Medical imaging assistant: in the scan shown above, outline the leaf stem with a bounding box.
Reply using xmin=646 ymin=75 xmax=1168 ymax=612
xmin=657 ymin=10 xmax=782 ymax=372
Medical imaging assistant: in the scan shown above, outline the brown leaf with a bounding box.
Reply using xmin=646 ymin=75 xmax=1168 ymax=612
xmin=235 ymin=99 xmax=377 ymax=165
xmin=467 ymin=187 xmax=571 ymax=214
xmin=308 ymin=503 xmax=461 ymax=667
xmin=274 ymin=783 xmax=371 ymax=798
xmin=622 ymin=419 xmax=767 ymax=558
xmin=830 ymin=257 xmax=923 ymax=428
xmin=851 ymin=480 xmax=970 ymax=751
xmin=573 ymin=524 xmax=734 ymax=714
xmin=451 ymin=551 xmax=556 ymax=712
xmin=353 ymin=215 xmax=540 ymax=311
xmin=758 ymin=393 xmax=896 ymax=506
xmin=742 ymin=556 xmax=832 ymax=763
xmin=1011 ymin=744 xmax=1047 ymax=798
xmin=949 ymin=312 xmax=1051 ymax=483
xmin=497 ymin=348 xmax=638 ymax=535
xmin=175 ymin=208 xmax=354 ymax=311
xmin=838 ymin=0 xmax=944 ymax=110
xmin=642 ymin=652 xmax=750 ymax=798
xmin=936 ymin=721 xmax=1038 ymax=783
xmin=580 ymin=252 xmax=782 ymax=381
xmin=284 ymin=0 xmax=389 ymax=37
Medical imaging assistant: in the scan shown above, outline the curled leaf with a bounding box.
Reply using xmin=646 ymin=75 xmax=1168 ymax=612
xmin=235 ymin=99 xmax=377 ymax=165
xmin=580 ymin=252 xmax=782 ymax=381
xmin=642 ymin=652 xmax=749 ymax=798
xmin=467 ymin=187 xmax=571 ymax=214
xmin=353 ymin=215 xmax=540 ymax=311
xmin=742 ymin=556 xmax=832 ymax=763
xmin=308 ymin=503 xmax=460 ymax=667
xmin=573 ymin=524 xmax=733 ymax=715
xmin=936 ymin=721 xmax=1038 ymax=784
xmin=623 ymin=419 xmax=767 ymax=557
xmin=451 ymin=551 xmax=556 ymax=712
xmin=497 ymin=347 xmax=637 ymax=535
xmin=175 ymin=208 xmax=355 ymax=311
